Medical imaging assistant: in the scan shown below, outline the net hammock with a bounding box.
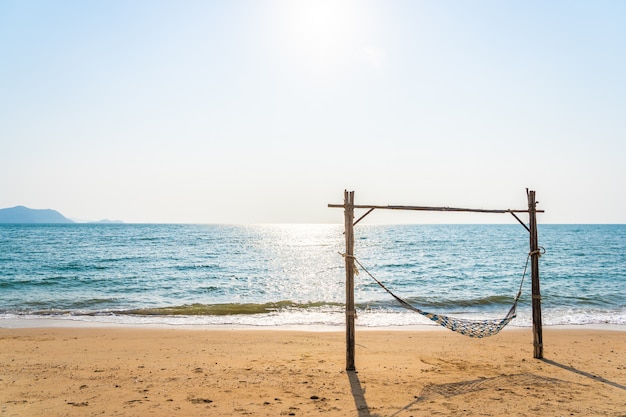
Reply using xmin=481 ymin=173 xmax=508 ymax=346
xmin=344 ymin=252 xmax=538 ymax=338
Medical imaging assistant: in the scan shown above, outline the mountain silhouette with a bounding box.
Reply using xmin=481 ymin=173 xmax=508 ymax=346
xmin=0 ymin=206 xmax=74 ymax=223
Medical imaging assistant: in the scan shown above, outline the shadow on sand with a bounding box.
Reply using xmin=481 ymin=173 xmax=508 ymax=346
xmin=541 ymin=358 xmax=626 ymax=391
xmin=349 ymin=360 xmax=624 ymax=417
xmin=347 ymin=370 xmax=381 ymax=417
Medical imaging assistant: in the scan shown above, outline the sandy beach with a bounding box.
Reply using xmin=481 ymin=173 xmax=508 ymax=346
xmin=1 ymin=326 xmax=624 ymax=416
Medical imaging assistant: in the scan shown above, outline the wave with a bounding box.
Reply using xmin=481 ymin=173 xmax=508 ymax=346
xmin=174 ymin=264 xmax=219 ymax=271
xmin=360 ymin=295 xmax=516 ymax=310
xmin=2 ymin=304 xmax=624 ymax=328
xmin=120 ymin=301 xmax=343 ymax=316
xmin=0 ymin=295 xmax=518 ymax=317
xmin=0 ymin=276 xmax=71 ymax=288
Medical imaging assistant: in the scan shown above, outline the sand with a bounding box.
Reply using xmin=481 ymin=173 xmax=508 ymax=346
xmin=1 ymin=326 xmax=624 ymax=416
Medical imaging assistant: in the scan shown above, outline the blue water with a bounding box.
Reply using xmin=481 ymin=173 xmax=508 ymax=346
xmin=0 ymin=224 xmax=624 ymax=327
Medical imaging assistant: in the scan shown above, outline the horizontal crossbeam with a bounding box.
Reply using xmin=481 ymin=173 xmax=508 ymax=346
xmin=328 ymin=203 xmax=544 ymax=214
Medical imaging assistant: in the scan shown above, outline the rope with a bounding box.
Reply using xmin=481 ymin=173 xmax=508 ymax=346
xmin=516 ymin=247 xmax=544 ymax=299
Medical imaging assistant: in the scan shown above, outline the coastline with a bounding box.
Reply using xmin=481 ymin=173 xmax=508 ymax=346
xmin=2 ymin=315 xmax=625 ymax=332
xmin=2 ymin=325 xmax=624 ymax=416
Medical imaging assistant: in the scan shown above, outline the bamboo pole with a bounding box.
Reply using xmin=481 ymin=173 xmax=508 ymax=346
xmin=344 ymin=190 xmax=356 ymax=371
xmin=528 ymin=190 xmax=544 ymax=359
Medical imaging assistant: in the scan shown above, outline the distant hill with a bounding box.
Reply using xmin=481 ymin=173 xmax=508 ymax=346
xmin=0 ymin=206 xmax=74 ymax=223
xmin=90 ymin=219 xmax=124 ymax=224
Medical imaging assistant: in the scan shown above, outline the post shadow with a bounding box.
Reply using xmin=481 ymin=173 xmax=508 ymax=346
xmin=347 ymin=370 xmax=375 ymax=417
xmin=541 ymin=358 xmax=626 ymax=391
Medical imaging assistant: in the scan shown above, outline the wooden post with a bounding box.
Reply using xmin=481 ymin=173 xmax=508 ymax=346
xmin=528 ymin=190 xmax=543 ymax=359
xmin=344 ymin=190 xmax=356 ymax=371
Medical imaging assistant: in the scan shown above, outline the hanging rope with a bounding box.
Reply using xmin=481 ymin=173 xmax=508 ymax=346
xmin=340 ymin=251 xmax=541 ymax=338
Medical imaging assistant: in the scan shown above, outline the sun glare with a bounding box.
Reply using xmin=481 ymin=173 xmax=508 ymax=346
xmin=276 ymin=0 xmax=362 ymax=71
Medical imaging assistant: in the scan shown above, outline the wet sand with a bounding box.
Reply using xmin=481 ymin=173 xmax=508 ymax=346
xmin=1 ymin=327 xmax=624 ymax=416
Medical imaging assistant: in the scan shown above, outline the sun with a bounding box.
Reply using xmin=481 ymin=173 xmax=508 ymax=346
xmin=274 ymin=0 xmax=363 ymax=71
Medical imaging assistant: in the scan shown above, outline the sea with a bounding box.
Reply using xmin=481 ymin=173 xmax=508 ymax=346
xmin=0 ymin=223 xmax=624 ymax=329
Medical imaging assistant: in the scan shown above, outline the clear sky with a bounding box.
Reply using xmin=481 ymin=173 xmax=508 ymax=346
xmin=1 ymin=1 xmax=624 ymax=224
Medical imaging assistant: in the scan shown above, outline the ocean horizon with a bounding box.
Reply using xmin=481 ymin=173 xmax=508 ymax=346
xmin=1 ymin=223 xmax=624 ymax=329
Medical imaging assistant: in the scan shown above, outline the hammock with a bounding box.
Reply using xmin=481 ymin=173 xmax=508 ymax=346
xmin=346 ymin=254 xmax=533 ymax=338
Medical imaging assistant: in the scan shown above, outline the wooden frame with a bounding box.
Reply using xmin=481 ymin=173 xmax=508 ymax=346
xmin=329 ymin=190 xmax=544 ymax=371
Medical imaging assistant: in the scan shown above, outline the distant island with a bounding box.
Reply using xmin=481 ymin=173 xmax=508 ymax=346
xmin=0 ymin=206 xmax=74 ymax=223
xmin=0 ymin=206 xmax=125 ymax=224
xmin=90 ymin=219 xmax=124 ymax=224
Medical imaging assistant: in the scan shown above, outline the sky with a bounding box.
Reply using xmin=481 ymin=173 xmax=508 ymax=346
xmin=1 ymin=1 xmax=624 ymax=224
